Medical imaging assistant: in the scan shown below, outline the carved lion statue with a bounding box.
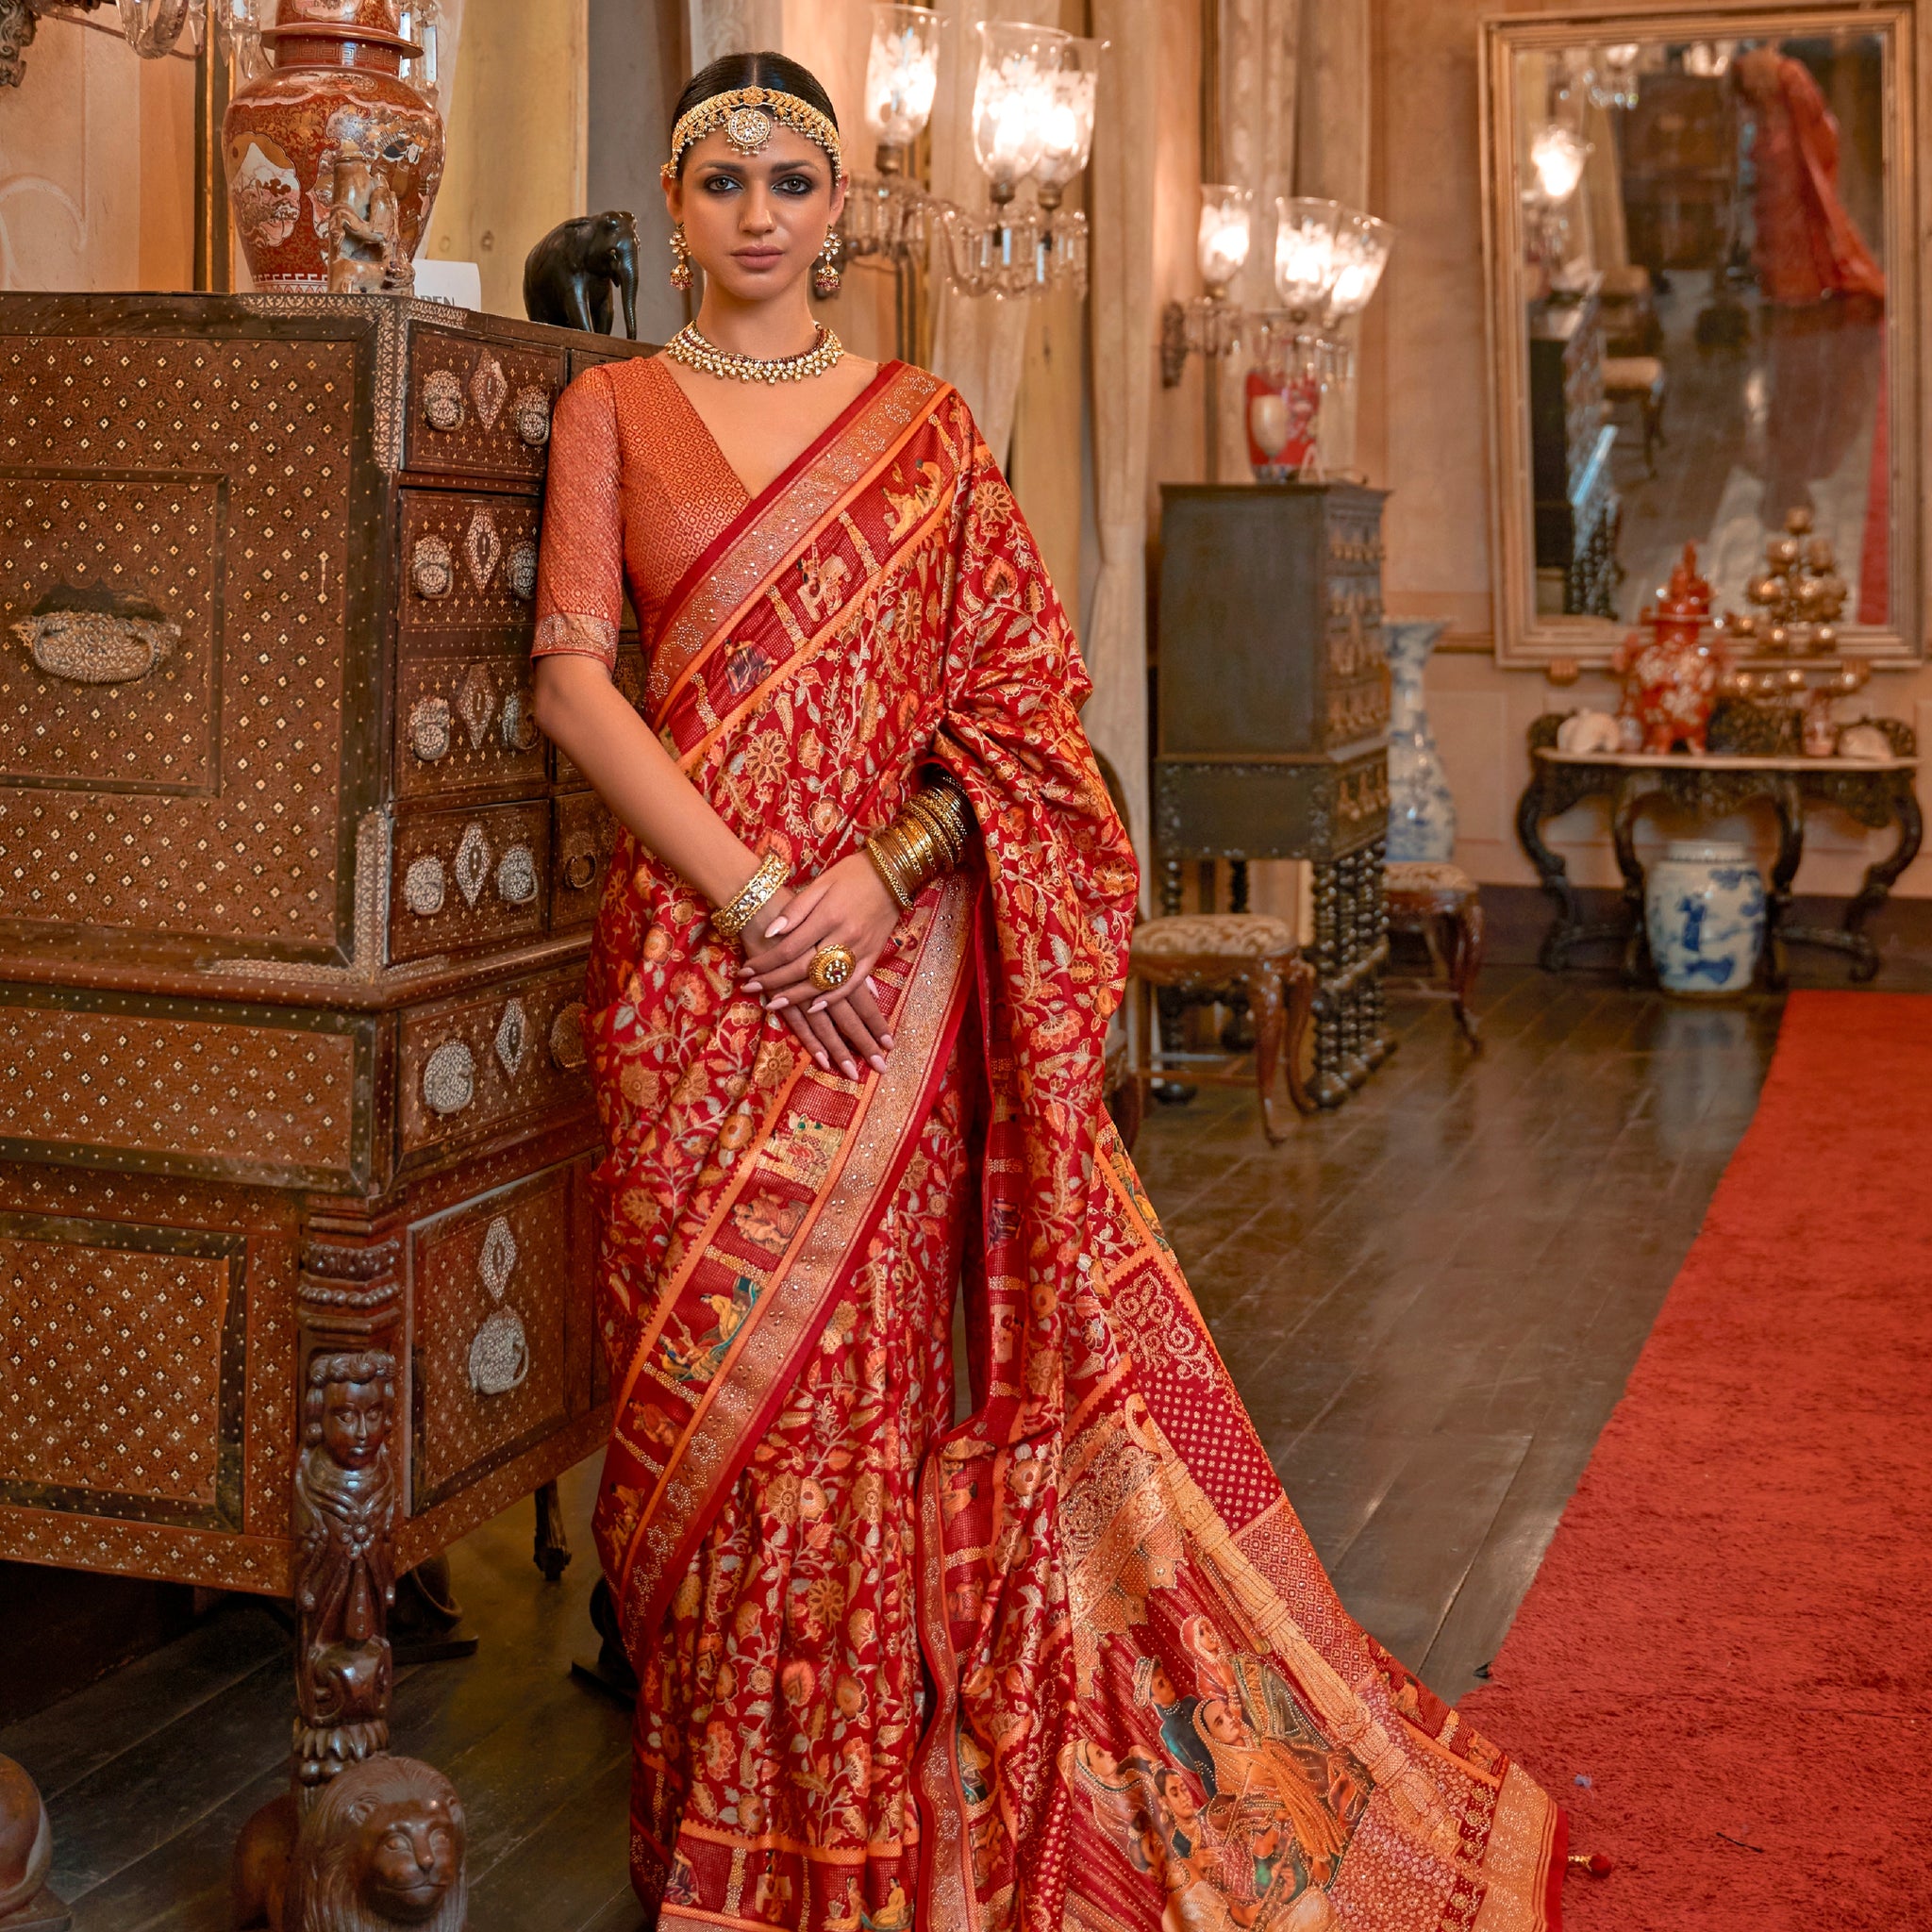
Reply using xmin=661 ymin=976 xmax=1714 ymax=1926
xmin=237 ymin=1756 xmax=465 ymax=1932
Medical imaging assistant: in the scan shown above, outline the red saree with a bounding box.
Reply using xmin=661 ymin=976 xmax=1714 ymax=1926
xmin=533 ymin=355 xmax=1565 ymax=1932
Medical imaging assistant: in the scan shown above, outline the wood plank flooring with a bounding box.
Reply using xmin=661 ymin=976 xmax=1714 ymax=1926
xmin=0 ymin=967 xmax=1784 ymax=1931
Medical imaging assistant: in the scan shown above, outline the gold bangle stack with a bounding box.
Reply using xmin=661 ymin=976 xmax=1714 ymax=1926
xmin=866 ymin=780 xmax=973 ymax=913
xmin=711 ymin=851 xmax=788 ymax=943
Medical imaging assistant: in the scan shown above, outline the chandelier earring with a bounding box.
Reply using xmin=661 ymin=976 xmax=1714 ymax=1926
xmin=813 ymin=226 xmax=842 ymax=298
xmin=669 ymin=225 xmax=693 ymax=293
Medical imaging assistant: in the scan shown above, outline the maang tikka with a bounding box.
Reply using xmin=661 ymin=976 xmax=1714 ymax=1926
xmin=813 ymin=225 xmax=842 ymax=298
xmin=669 ymin=224 xmax=692 ymax=292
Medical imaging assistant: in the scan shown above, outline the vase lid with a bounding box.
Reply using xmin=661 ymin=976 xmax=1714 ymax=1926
xmin=261 ymin=0 xmax=419 ymax=55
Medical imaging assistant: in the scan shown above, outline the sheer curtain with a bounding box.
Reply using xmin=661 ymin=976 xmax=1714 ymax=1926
xmin=1082 ymin=0 xmax=1158 ymax=877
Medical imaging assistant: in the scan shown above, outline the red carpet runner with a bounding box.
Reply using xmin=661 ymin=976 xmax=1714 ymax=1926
xmin=1463 ymin=991 xmax=1932 ymax=1930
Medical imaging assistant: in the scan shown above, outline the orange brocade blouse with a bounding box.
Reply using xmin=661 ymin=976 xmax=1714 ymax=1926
xmin=531 ymin=356 xmax=753 ymax=689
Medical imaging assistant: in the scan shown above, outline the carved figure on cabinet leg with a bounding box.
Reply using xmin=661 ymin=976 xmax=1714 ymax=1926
xmin=522 ymin=210 xmax=641 ymax=337
xmin=279 ymin=1756 xmax=466 ymax=1932
xmin=0 ymin=0 xmax=36 ymax=91
xmin=0 ymin=1755 xmax=63 ymax=1929
xmin=294 ymin=1351 xmax=399 ymax=1792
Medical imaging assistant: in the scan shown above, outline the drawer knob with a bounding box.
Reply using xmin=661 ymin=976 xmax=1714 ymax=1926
xmin=562 ymin=848 xmax=599 ymax=891
xmin=408 ymin=695 xmax=453 ymax=762
xmin=506 ymin=539 xmax=539 ymax=603
xmin=493 ymin=998 xmax=529 ymax=1077
xmin=499 ymin=688 xmax=540 ymax=753
xmin=513 ymin=386 xmax=553 ymax=447
xmin=495 ymin=843 xmax=539 ymax=906
xmin=13 ymin=604 xmax=182 ymax=686
xmin=454 ymin=823 xmax=491 ymax=907
xmin=412 ymin=536 xmax=455 ymax=600
xmin=550 ymin=1001 xmax=588 ymax=1071
xmin=423 ymin=1039 xmax=476 ymax=1116
xmin=403 ymin=854 xmax=446 ymax=917
xmin=423 ymin=367 xmax=465 ymax=433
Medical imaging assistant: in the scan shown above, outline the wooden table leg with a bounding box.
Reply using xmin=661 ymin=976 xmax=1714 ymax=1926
xmin=1611 ymin=774 xmax=1661 ymax=985
xmin=1446 ymin=900 xmax=1485 ymax=1049
xmin=533 ymin=1479 xmax=574 ymax=1582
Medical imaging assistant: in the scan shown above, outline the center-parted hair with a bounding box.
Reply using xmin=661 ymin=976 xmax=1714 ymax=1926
xmin=671 ymin=50 xmax=841 ymax=178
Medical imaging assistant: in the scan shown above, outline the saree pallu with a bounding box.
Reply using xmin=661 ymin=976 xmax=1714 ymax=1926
xmin=577 ymin=360 xmax=1565 ymax=1932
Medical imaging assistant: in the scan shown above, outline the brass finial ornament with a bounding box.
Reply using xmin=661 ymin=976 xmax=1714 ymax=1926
xmin=666 ymin=85 xmax=842 ymax=180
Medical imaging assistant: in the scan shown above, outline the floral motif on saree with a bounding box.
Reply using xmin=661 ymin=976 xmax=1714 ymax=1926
xmin=533 ymin=355 xmax=1566 ymax=1932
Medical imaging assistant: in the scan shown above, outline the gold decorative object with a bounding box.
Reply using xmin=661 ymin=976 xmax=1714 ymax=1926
xmin=809 ymin=942 xmax=858 ymax=993
xmin=668 ymin=84 xmax=843 ymax=178
xmin=1724 ymin=508 xmax=1847 ymax=654
xmin=711 ymin=851 xmax=789 ymax=943
xmin=665 ymin=322 xmax=845 ymax=386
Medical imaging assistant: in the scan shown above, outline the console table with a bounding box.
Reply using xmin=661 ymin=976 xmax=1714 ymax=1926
xmin=1515 ymin=713 xmax=1922 ymax=983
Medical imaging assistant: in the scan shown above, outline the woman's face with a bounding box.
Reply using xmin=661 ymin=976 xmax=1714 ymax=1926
xmin=668 ymin=125 xmax=843 ymax=304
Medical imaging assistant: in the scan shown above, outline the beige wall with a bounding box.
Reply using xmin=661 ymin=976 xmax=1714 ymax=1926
xmin=0 ymin=22 xmax=196 ymax=293
xmin=1367 ymin=0 xmax=1932 ymax=897
xmin=431 ymin=0 xmax=590 ymax=319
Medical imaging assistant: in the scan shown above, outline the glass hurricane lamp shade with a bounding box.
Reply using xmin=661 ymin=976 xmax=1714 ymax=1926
xmin=971 ymin=19 xmax=1069 ymax=199
xmin=1326 ymin=208 xmax=1392 ymax=320
xmin=1274 ymin=196 xmax=1347 ymax=320
xmin=864 ymin=4 xmax=942 ymax=155
xmin=1029 ymin=34 xmax=1102 ymax=208
xmin=1529 ymin=125 xmax=1589 ymax=204
xmin=1196 ymin=184 xmax=1252 ymax=296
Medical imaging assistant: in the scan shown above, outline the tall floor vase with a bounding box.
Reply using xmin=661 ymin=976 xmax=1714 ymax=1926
xmin=1385 ymin=619 xmax=1457 ymax=861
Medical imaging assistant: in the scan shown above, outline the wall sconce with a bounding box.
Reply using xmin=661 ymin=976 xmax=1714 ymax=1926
xmin=1524 ymin=125 xmax=1590 ymax=293
xmin=1160 ymin=184 xmax=1252 ymax=387
xmin=834 ymin=9 xmax=1098 ymax=315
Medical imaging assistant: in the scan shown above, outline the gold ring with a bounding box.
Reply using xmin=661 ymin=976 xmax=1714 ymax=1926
xmin=809 ymin=942 xmax=857 ymax=993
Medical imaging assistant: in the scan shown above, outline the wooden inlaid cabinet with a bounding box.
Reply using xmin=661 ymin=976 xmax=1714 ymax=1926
xmin=1155 ymin=482 xmax=1394 ymax=1106
xmin=0 ymin=294 xmax=644 ymax=1805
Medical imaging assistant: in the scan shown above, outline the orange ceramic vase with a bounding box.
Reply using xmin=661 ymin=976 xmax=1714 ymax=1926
xmin=223 ymin=0 xmax=444 ymax=292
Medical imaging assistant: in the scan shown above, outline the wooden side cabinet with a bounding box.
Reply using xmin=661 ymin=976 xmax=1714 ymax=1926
xmin=0 ymin=294 xmax=647 ymax=1819
xmin=1155 ymin=482 xmax=1393 ymax=1105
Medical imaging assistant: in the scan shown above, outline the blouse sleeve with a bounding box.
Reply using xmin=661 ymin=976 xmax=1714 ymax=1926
xmin=532 ymin=364 xmax=624 ymax=670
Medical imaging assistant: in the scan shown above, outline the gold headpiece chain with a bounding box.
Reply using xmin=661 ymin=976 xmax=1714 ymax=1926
xmin=666 ymin=86 xmax=842 ymax=179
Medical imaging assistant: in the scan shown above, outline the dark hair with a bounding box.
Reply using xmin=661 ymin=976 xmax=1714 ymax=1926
xmin=671 ymin=50 xmax=841 ymax=178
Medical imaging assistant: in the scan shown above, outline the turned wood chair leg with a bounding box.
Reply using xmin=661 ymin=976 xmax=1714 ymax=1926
xmin=1283 ymin=956 xmax=1320 ymax=1116
xmin=1246 ymin=962 xmax=1291 ymax=1143
xmin=1447 ymin=902 xmax=1485 ymax=1050
xmin=533 ymin=1478 xmax=573 ymax=1581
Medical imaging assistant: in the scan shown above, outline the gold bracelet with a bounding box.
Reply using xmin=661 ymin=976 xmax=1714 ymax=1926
xmin=711 ymin=851 xmax=788 ymax=943
xmin=902 ymin=792 xmax=963 ymax=869
xmin=865 ymin=835 xmax=918 ymax=913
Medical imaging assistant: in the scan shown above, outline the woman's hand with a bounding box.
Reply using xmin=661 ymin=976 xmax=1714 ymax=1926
xmin=741 ymin=853 xmax=902 ymax=1080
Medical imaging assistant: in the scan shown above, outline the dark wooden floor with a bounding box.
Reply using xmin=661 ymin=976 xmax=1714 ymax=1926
xmin=1 ymin=968 xmax=1786 ymax=1931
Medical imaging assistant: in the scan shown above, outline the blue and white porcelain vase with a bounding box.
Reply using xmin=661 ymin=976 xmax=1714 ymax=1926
xmin=1645 ymin=841 xmax=1767 ymax=995
xmin=1385 ymin=619 xmax=1457 ymax=861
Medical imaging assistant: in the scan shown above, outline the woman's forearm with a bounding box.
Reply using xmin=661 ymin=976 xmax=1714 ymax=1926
xmin=532 ymin=656 xmax=761 ymax=908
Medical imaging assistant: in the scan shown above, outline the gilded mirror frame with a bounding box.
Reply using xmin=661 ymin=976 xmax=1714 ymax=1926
xmin=1480 ymin=1 xmax=1924 ymax=666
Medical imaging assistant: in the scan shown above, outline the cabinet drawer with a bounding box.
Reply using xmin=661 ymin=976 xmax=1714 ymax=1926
xmin=405 ymin=328 xmax=565 ymax=482
xmin=550 ymin=790 xmax=618 ymax=933
xmin=406 ymin=1156 xmax=596 ymax=1510
xmin=390 ymin=800 xmax=551 ymax=963
xmin=399 ymin=490 xmax=542 ymax=634
xmin=396 ymin=961 xmax=591 ymax=1159
xmin=395 ymin=642 xmax=543 ymax=802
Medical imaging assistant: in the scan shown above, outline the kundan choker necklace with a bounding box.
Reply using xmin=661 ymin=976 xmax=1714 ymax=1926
xmin=665 ymin=321 xmax=845 ymax=385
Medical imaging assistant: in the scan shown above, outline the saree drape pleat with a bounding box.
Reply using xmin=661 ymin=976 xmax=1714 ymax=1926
xmin=539 ymin=357 xmax=1565 ymax=1932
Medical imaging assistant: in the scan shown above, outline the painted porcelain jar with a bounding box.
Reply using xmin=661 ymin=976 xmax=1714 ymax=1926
xmin=1645 ymin=840 xmax=1767 ymax=995
xmin=224 ymin=0 xmax=444 ymax=291
xmin=1385 ymin=619 xmax=1456 ymax=861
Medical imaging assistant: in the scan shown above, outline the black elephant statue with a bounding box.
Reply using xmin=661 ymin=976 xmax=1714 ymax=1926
xmin=523 ymin=210 xmax=640 ymax=339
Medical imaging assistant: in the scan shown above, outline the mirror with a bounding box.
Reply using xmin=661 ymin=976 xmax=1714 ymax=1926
xmin=1481 ymin=6 xmax=1923 ymax=665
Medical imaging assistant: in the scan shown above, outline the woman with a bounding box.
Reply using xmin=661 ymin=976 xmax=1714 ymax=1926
xmin=533 ymin=49 xmax=1567 ymax=1932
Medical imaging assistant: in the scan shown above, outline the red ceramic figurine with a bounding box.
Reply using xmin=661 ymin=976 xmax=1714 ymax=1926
xmin=1612 ymin=542 xmax=1730 ymax=754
